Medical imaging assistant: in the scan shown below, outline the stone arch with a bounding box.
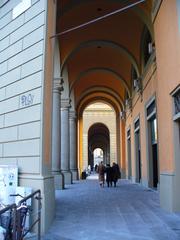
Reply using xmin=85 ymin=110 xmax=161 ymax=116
xmin=58 ymin=0 xmax=154 ymax=39
xmin=61 ymin=40 xmax=140 ymax=77
xmin=88 ymin=122 xmax=110 ymax=164
xmin=85 ymin=108 xmax=116 ymax=167
xmin=70 ymin=67 xmax=131 ymax=98
xmin=76 ymin=86 xmax=124 ymax=114
xmin=78 ymin=93 xmax=122 ymax=173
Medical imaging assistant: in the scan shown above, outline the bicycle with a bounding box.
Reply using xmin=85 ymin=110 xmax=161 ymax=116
xmin=0 ymin=203 xmax=16 ymax=240
xmin=13 ymin=192 xmax=42 ymax=240
xmin=0 ymin=190 xmax=41 ymax=240
xmin=10 ymin=194 xmax=29 ymax=240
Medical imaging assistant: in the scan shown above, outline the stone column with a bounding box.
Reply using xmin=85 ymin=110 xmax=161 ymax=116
xmin=69 ymin=111 xmax=78 ymax=180
xmin=52 ymin=78 xmax=64 ymax=189
xmin=61 ymin=99 xmax=72 ymax=184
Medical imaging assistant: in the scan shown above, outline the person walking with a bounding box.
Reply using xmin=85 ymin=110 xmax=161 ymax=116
xmin=112 ymin=162 xmax=120 ymax=187
xmin=105 ymin=164 xmax=113 ymax=187
xmin=97 ymin=161 xmax=105 ymax=187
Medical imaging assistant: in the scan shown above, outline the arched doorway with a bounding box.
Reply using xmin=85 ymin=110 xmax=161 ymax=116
xmin=80 ymin=102 xmax=118 ymax=173
xmin=88 ymin=122 xmax=110 ymax=169
xmin=93 ymin=148 xmax=104 ymax=166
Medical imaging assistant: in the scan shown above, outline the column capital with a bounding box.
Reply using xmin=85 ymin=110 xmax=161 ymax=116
xmin=69 ymin=110 xmax=77 ymax=120
xmin=61 ymin=99 xmax=71 ymax=109
xmin=53 ymin=77 xmax=64 ymax=92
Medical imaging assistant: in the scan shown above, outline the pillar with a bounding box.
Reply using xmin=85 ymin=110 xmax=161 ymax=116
xmin=52 ymin=79 xmax=64 ymax=189
xmin=69 ymin=111 xmax=78 ymax=180
xmin=61 ymin=99 xmax=72 ymax=184
xmin=120 ymin=119 xmax=126 ymax=178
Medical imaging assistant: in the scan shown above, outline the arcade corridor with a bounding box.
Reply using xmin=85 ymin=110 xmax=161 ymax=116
xmin=43 ymin=175 xmax=180 ymax=240
xmin=0 ymin=0 xmax=180 ymax=234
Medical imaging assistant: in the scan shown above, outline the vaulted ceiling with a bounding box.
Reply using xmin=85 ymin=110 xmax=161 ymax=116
xmin=56 ymin=0 xmax=153 ymax=111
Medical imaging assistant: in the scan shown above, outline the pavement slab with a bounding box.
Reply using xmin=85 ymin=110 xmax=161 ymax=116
xmin=42 ymin=175 xmax=180 ymax=240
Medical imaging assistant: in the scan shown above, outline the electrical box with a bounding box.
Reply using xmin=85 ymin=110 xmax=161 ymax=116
xmin=0 ymin=165 xmax=18 ymax=206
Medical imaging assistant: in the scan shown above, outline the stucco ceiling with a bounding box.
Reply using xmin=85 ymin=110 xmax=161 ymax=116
xmin=56 ymin=0 xmax=153 ymax=110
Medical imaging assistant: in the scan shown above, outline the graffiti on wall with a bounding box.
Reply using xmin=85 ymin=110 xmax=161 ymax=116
xmin=20 ymin=93 xmax=34 ymax=107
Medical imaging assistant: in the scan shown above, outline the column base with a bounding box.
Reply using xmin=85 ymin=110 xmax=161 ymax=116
xmin=131 ymin=176 xmax=136 ymax=183
xmin=159 ymin=172 xmax=180 ymax=212
xmin=141 ymin=178 xmax=148 ymax=188
xmin=121 ymin=169 xmax=126 ymax=179
xmin=70 ymin=169 xmax=78 ymax=181
xmin=19 ymin=174 xmax=55 ymax=234
xmin=52 ymin=171 xmax=64 ymax=189
xmin=62 ymin=171 xmax=72 ymax=185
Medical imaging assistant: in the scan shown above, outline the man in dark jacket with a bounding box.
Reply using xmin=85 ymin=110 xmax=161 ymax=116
xmin=112 ymin=162 xmax=120 ymax=187
xmin=105 ymin=164 xmax=113 ymax=187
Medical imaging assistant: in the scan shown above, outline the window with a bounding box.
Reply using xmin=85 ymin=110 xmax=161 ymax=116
xmin=171 ymin=85 xmax=180 ymax=121
xmin=141 ymin=27 xmax=153 ymax=70
xmin=151 ymin=118 xmax=157 ymax=144
xmin=147 ymin=99 xmax=156 ymax=118
xmin=134 ymin=118 xmax=140 ymax=131
xmin=174 ymin=89 xmax=180 ymax=115
xmin=131 ymin=66 xmax=138 ymax=90
xmin=127 ymin=129 xmax=130 ymax=139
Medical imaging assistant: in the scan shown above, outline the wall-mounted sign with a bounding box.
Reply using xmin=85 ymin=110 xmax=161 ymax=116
xmin=12 ymin=0 xmax=31 ymax=19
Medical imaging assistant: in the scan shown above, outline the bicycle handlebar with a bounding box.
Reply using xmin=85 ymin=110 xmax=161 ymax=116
xmin=10 ymin=194 xmax=24 ymax=198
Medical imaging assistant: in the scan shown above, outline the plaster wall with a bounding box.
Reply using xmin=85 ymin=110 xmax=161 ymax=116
xmin=154 ymin=0 xmax=180 ymax=212
xmin=154 ymin=0 xmax=180 ymax=172
xmin=125 ymin=60 xmax=157 ymax=187
xmin=0 ymin=0 xmax=56 ymax=232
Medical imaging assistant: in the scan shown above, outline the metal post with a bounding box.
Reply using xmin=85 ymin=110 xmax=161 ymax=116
xmin=12 ymin=205 xmax=17 ymax=240
xmin=38 ymin=190 xmax=41 ymax=240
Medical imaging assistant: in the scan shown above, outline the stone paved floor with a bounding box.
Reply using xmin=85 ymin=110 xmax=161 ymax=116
xmin=42 ymin=175 xmax=180 ymax=240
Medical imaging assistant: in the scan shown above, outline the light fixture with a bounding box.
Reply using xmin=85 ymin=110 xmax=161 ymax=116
xmin=120 ymin=111 xmax=126 ymax=120
xmin=125 ymin=98 xmax=132 ymax=110
xmin=148 ymin=42 xmax=155 ymax=54
xmin=133 ymin=77 xmax=142 ymax=92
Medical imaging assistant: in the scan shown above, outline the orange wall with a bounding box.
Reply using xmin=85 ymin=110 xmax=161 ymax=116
xmin=125 ymin=61 xmax=157 ymax=181
xmin=154 ymin=0 xmax=180 ymax=172
xmin=124 ymin=0 xmax=180 ymax=180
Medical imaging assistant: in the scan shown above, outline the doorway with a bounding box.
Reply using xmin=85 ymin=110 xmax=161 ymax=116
xmin=148 ymin=117 xmax=158 ymax=188
xmin=135 ymin=129 xmax=141 ymax=183
xmin=127 ymin=129 xmax=132 ymax=179
xmin=146 ymin=98 xmax=158 ymax=189
xmin=93 ymin=148 xmax=104 ymax=166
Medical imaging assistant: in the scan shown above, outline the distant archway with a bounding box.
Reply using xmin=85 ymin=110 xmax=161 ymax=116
xmin=88 ymin=122 xmax=110 ymax=169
